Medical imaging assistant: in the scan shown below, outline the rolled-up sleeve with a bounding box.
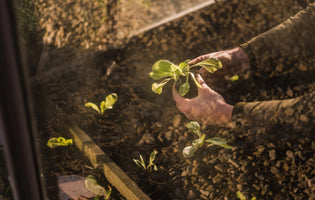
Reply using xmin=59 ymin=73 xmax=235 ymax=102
xmin=232 ymin=3 xmax=315 ymax=128
xmin=232 ymin=91 xmax=315 ymax=128
xmin=240 ymin=3 xmax=315 ymax=70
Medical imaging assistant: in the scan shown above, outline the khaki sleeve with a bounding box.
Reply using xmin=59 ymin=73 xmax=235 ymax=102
xmin=240 ymin=3 xmax=315 ymax=70
xmin=232 ymin=91 xmax=315 ymax=129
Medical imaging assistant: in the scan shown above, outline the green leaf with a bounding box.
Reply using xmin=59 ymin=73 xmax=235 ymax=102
xmin=192 ymin=134 xmax=205 ymax=146
xmin=206 ymin=137 xmax=228 ymax=145
xmin=218 ymin=143 xmax=233 ymax=149
xmin=85 ymin=175 xmax=106 ymax=196
xmin=152 ymin=60 xmax=173 ymax=72
xmin=139 ymin=154 xmax=146 ymax=169
xmin=85 ymin=102 xmax=101 ymax=113
xmin=104 ymin=93 xmax=118 ymax=110
xmin=186 ymin=121 xmax=200 ymax=132
xmin=150 ymin=60 xmax=174 ymax=80
xmin=186 ymin=121 xmax=201 ymax=137
xmin=149 ymin=71 xmax=173 ymax=80
xmin=182 ymin=146 xmax=198 ymax=158
xmin=236 ymin=191 xmax=246 ymax=200
xmin=190 ymin=72 xmax=202 ymax=88
xmin=170 ymin=64 xmax=183 ymax=81
xmin=191 ymin=58 xmax=222 ymax=73
xmin=178 ymin=60 xmax=190 ymax=70
xmin=47 ymin=137 xmax=73 ymax=148
xmin=230 ymin=75 xmax=239 ymax=81
xmin=104 ymin=186 xmax=112 ymax=200
xmin=100 ymin=101 xmax=106 ymax=114
xmin=153 ymin=164 xmax=158 ymax=171
xmin=251 ymin=197 xmax=257 ymax=200
xmin=133 ymin=159 xmax=143 ymax=168
xmin=179 ymin=82 xmax=190 ymax=96
xmin=149 ymin=151 xmax=157 ymax=165
xmin=152 ymin=78 xmax=171 ymax=94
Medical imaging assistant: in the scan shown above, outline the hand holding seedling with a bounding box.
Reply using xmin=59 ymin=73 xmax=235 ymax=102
xmin=173 ymin=74 xmax=234 ymax=127
xmin=189 ymin=47 xmax=250 ymax=79
xmin=149 ymin=58 xmax=222 ymax=96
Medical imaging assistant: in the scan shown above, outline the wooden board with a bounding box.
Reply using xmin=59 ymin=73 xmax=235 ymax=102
xmin=68 ymin=125 xmax=151 ymax=200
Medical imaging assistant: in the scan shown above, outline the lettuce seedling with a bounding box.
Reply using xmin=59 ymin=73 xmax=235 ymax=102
xmin=133 ymin=150 xmax=158 ymax=173
xmin=85 ymin=93 xmax=118 ymax=115
xmin=183 ymin=121 xmax=233 ymax=158
xmin=46 ymin=137 xmax=73 ymax=148
xmin=149 ymin=58 xmax=222 ymax=96
xmin=85 ymin=175 xmax=111 ymax=200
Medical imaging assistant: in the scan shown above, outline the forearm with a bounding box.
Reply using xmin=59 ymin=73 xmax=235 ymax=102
xmin=240 ymin=3 xmax=315 ymax=70
xmin=232 ymin=91 xmax=315 ymax=128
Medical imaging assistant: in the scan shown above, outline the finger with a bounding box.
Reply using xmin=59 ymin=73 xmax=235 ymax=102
xmin=196 ymin=73 xmax=207 ymax=88
xmin=196 ymin=74 xmax=214 ymax=94
xmin=198 ymin=67 xmax=208 ymax=76
xmin=188 ymin=55 xmax=209 ymax=65
xmin=172 ymin=84 xmax=190 ymax=112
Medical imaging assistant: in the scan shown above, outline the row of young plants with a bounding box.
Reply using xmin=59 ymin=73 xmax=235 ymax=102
xmin=46 ymin=58 xmax=251 ymax=199
xmin=46 ymin=93 xmax=118 ymax=200
xmin=148 ymin=58 xmax=254 ymax=199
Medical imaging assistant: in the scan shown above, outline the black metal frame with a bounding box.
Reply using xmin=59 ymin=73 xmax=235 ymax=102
xmin=0 ymin=0 xmax=43 ymax=199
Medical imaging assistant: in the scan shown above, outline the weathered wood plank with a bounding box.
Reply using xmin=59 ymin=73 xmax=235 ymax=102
xmin=68 ymin=125 xmax=151 ymax=200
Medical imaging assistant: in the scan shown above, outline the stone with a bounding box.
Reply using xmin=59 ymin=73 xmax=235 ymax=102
xmin=270 ymin=166 xmax=279 ymax=174
xmin=187 ymin=190 xmax=196 ymax=200
xmin=269 ymin=149 xmax=276 ymax=160
xmin=58 ymin=175 xmax=95 ymax=200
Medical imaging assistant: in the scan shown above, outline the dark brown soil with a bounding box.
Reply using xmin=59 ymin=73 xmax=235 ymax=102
xmin=26 ymin=0 xmax=315 ymax=199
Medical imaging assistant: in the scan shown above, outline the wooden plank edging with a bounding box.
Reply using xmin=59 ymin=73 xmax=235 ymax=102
xmin=68 ymin=125 xmax=151 ymax=200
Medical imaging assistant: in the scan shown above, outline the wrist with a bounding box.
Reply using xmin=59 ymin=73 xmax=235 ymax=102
xmin=231 ymin=47 xmax=250 ymax=72
xmin=220 ymin=103 xmax=234 ymax=128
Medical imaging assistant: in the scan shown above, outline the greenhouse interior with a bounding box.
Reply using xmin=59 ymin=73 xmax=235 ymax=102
xmin=0 ymin=0 xmax=315 ymax=199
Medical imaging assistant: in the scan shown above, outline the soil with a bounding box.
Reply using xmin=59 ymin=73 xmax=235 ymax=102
xmin=24 ymin=0 xmax=315 ymax=199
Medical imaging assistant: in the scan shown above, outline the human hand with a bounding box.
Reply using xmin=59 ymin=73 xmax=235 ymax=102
xmin=172 ymin=74 xmax=234 ymax=128
xmin=189 ymin=47 xmax=250 ymax=79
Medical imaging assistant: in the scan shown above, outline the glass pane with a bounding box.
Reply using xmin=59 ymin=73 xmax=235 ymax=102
xmin=14 ymin=0 xmax=315 ymax=199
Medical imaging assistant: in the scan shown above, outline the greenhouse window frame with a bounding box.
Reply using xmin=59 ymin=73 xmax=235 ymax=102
xmin=0 ymin=0 xmax=44 ymax=199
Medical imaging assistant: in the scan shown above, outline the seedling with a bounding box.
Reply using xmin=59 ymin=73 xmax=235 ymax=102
xmin=230 ymin=74 xmax=239 ymax=81
xmin=85 ymin=93 xmax=118 ymax=115
xmin=85 ymin=175 xmax=111 ymax=200
xmin=46 ymin=137 xmax=73 ymax=148
xmin=149 ymin=58 xmax=222 ymax=96
xmin=133 ymin=151 xmax=158 ymax=173
xmin=182 ymin=121 xmax=233 ymax=158
xmin=236 ymin=191 xmax=257 ymax=200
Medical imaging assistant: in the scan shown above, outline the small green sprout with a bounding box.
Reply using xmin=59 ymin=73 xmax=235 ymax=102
xmin=85 ymin=175 xmax=111 ymax=200
xmin=85 ymin=93 xmax=118 ymax=115
xmin=133 ymin=151 xmax=158 ymax=173
xmin=46 ymin=137 xmax=73 ymax=148
xmin=236 ymin=191 xmax=257 ymax=200
xmin=149 ymin=58 xmax=222 ymax=96
xmin=230 ymin=75 xmax=239 ymax=81
xmin=183 ymin=121 xmax=233 ymax=158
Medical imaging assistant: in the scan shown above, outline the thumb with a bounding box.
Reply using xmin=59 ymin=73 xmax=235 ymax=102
xmin=196 ymin=73 xmax=216 ymax=95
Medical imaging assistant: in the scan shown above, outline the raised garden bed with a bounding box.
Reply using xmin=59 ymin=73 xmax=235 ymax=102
xmin=30 ymin=0 xmax=315 ymax=199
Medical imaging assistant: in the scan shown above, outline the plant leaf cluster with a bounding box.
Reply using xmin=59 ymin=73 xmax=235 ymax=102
xmin=183 ymin=121 xmax=233 ymax=158
xmin=85 ymin=93 xmax=118 ymax=115
xmin=46 ymin=137 xmax=73 ymax=148
xmin=85 ymin=175 xmax=111 ymax=200
xmin=149 ymin=58 xmax=222 ymax=96
xmin=133 ymin=151 xmax=158 ymax=173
